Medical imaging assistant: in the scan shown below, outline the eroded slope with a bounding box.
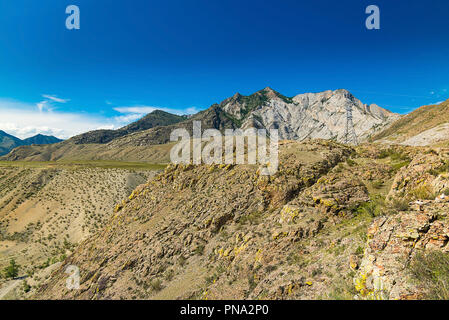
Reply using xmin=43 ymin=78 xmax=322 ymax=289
xmin=35 ymin=140 xmax=404 ymax=300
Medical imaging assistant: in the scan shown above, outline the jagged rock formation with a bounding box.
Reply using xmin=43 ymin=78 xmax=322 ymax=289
xmin=355 ymin=200 xmax=449 ymax=300
xmin=221 ymin=88 xmax=399 ymax=142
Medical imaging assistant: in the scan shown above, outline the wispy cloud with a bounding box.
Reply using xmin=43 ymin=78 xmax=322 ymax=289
xmin=114 ymin=113 xmax=146 ymax=125
xmin=42 ymin=94 xmax=69 ymax=103
xmin=35 ymin=94 xmax=69 ymax=113
xmin=36 ymin=101 xmax=48 ymax=112
xmin=114 ymin=106 xmax=159 ymax=114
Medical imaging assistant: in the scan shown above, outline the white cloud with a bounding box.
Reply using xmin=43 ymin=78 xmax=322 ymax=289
xmin=114 ymin=113 xmax=145 ymax=125
xmin=97 ymin=125 xmax=115 ymax=130
xmin=42 ymin=94 xmax=69 ymax=103
xmin=0 ymin=98 xmax=202 ymax=140
xmin=36 ymin=101 xmax=48 ymax=112
xmin=0 ymin=99 xmax=116 ymax=140
xmin=186 ymin=107 xmax=199 ymax=114
xmin=113 ymin=106 xmax=158 ymax=114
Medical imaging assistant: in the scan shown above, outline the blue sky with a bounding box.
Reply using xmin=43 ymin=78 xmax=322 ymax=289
xmin=1 ymin=0 xmax=449 ymax=138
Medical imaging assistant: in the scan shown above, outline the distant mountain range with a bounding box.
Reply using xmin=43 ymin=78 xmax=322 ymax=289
xmin=3 ymin=88 xmax=402 ymax=161
xmin=74 ymin=87 xmax=400 ymax=145
xmin=0 ymin=131 xmax=62 ymax=156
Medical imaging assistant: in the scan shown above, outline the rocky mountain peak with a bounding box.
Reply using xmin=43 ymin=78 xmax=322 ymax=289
xmin=219 ymin=88 xmax=400 ymax=143
xmin=259 ymin=86 xmax=279 ymax=98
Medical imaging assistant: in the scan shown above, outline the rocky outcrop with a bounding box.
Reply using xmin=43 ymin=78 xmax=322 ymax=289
xmin=355 ymin=147 xmax=449 ymax=300
xmin=355 ymin=199 xmax=449 ymax=300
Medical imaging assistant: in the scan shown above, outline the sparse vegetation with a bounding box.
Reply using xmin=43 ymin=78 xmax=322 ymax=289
xmin=324 ymin=272 xmax=357 ymax=300
xmin=409 ymin=185 xmax=435 ymax=200
xmin=428 ymin=160 xmax=449 ymax=176
xmin=22 ymin=280 xmax=31 ymax=293
xmin=390 ymin=197 xmax=410 ymax=212
xmin=239 ymin=211 xmax=263 ymax=225
xmin=149 ymin=279 xmax=163 ymax=292
xmin=3 ymin=259 xmax=20 ymax=279
xmin=346 ymin=158 xmax=356 ymax=167
xmin=372 ymin=180 xmax=384 ymax=189
xmin=409 ymin=251 xmax=449 ymax=299
xmin=357 ymin=195 xmax=385 ymax=217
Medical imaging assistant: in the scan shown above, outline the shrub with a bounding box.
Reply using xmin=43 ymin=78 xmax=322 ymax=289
xmin=346 ymin=158 xmax=356 ymax=167
xmin=357 ymin=195 xmax=385 ymax=217
xmin=239 ymin=211 xmax=262 ymax=225
xmin=22 ymin=280 xmax=31 ymax=293
xmin=429 ymin=161 xmax=449 ymax=176
xmin=378 ymin=148 xmax=410 ymax=162
xmin=390 ymin=197 xmax=410 ymax=212
xmin=357 ymin=201 xmax=379 ymax=217
xmin=409 ymin=251 xmax=449 ymax=299
xmin=354 ymin=246 xmax=364 ymax=256
xmin=3 ymin=259 xmax=19 ymax=279
xmin=391 ymin=160 xmax=411 ymax=172
xmin=409 ymin=185 xmax=435 ymax=200
xmin=178 ymin=256 xmax=187 ymax=267
xmin=164 ymin=269 xmax=175 ymax=281
xmin=149 ymin=279 xmax=163 ymax=292
xmin=372 ymin=180 xmax=384 ymax=189
xmin=193 ymin=244 xmax=205 ymax=255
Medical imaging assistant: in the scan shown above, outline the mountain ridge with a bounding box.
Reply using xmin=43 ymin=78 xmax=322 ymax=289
xmin=2 ymin=88 xmax=399 ymax=161
xmin=0 ymin=131 xmax=62 ymax=156
xmin=371 ymin=98 xmax=449 ymax=146
xmin=71 ymin=110 xmax=187 ymax=145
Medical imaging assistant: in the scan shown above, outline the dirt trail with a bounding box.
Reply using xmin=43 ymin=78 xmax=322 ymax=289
xmin=0 ymin=278 xmax=23 ymax=299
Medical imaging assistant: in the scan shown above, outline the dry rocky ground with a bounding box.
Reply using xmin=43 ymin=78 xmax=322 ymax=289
xmin=31 ymin=140 xmax=449 ymax=300
xmin=0 ymin=163 xmax=160 ymax=299
xmin=2 ymin=140 xmax=449 ymax=300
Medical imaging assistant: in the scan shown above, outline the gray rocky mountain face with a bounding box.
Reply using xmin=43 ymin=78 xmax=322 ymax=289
xmin=221 ymin=88 xmax=400 ymax=143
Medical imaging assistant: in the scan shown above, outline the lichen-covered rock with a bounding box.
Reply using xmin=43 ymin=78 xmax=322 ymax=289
xmin=355 ymin=200 xmax=449 ymax=300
